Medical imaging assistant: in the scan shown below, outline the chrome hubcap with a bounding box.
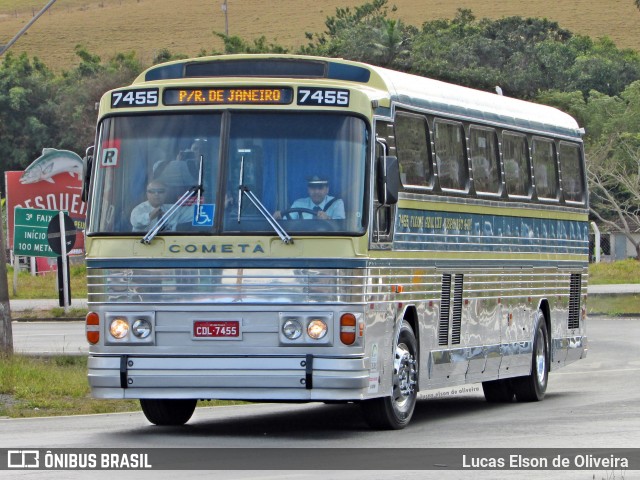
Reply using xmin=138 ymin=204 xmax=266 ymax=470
xmin=393 ymin=343 xmax=417 ymax=408
xmin=535 ymin=333 xmax=547 ymax=384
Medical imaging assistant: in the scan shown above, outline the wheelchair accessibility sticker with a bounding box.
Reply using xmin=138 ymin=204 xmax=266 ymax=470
xmin=193 ymin=204 xmax=214 ymax=227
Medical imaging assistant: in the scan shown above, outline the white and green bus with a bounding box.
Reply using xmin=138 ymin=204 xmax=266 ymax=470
xmin=83 ymin=54 xmax=588 ymax=429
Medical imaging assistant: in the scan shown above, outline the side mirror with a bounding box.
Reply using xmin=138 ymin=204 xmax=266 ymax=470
xmin=376 ymin=155 xmax=400 ymax=205
xmin=81 ymin=146 xmax=94 ymax=203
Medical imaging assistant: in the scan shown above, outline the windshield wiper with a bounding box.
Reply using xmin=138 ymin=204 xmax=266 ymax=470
xmin=141 ymin=154 xmax=205 ymax=245
xmin=236 ymin=150 xmax=292 ymax=245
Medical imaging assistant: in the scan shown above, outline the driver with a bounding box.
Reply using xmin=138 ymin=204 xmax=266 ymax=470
xmin=274 ymin=176 xmax=345 ymax=220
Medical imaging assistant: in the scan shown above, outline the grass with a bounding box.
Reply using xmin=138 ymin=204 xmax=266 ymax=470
xmin=0 ymin=354 xmax=242 ymax=419
xmin=0 ymin=354 xmax=139 ymax=418
xmin=0 ymin=0 xmax=639 ymax=72
xmin=587 ymin=258 xmax=640 ymax=314
xmin=588 ymin=294 xmax=640 ymax=316
xmin=588 ymin=258 xmax=640 ymax=285
xmin=8 ymin=264 xmax=87 ymax=300
xmin=12 ymin=307 xmax=87 ymax=320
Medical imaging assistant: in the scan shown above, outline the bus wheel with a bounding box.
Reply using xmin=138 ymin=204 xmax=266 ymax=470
xmin=140 ymin=399 xmax=197 ymax=426
xmin=361 ymin=320 xmax=418 ymax=430
xmin=482 ymin=379 xmax=514 ymax=403
xmin=512 ymin=310 xmax=549 ymax=402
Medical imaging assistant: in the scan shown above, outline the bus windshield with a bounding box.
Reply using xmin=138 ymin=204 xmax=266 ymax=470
xmin=88 ymin=112 xmax=368 ymax=236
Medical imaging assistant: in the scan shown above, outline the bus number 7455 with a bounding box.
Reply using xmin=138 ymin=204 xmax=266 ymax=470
xmin=298 ymin=88 xmax=349 ymax=107
xmin=111 ymin=89 xmax=159 ymax=108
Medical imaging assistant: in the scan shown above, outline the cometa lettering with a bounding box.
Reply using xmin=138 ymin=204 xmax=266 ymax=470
xmin=168 ymin=244 xmax=265 ymax=254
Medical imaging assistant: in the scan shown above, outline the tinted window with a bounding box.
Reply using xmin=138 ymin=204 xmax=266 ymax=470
xmin=434 ymin=120 xmax=468 ymax=191
xmin=503 ymin=132 xmax=531 ymax=197
xmin=395 ymin=112 xmax=432 ymax=188
xmin=469 ymin=126 xmax=500 ymax=195
xmin=559 ymin=142 xmax=585 ymax=203
xmin=532 ymin=137 xmax=558 ymax=200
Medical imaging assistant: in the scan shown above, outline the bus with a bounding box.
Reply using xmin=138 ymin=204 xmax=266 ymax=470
xmin=83 ymin=54 xmax=588 ymax=430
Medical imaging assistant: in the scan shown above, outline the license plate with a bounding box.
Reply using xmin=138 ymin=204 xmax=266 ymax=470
xmin=193 ymin=320 xmax=241 ymax=339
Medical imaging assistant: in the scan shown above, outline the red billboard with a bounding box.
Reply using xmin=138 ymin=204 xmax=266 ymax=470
xmin=4 ymin=149 xmax=86 ymax=255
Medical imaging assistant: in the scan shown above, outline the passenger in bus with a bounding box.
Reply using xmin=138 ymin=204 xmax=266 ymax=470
xmin=155 ymin=150 xmax=197 ymax=201
xmin=130 ymin=180 xmax=173 ymax=230
xmin=274 ymin=176 xmax=345 ymax=220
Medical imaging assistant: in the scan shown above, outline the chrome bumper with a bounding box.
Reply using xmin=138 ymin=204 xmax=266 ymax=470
xmin=88 ymin=354 xmax=370 ymax=401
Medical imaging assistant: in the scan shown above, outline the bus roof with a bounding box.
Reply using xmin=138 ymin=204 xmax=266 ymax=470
xmin=136 ymin=54 xmax=583 ymax=139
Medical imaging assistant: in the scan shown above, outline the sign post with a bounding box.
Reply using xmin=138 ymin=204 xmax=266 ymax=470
xmin=47 ymin=212 xmax=77 ymax=310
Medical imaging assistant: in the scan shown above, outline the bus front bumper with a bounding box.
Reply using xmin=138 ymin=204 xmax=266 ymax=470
xmin=88 ymin=354 xmax=371 ymax=401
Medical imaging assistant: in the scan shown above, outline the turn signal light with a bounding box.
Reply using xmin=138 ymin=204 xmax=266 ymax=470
xmin=85 ymin=311 xmax=100 ymax=345
xmin=340 ymin=313 xmax=357 ymax=345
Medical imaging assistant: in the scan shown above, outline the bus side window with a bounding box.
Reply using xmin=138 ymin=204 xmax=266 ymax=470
xmin=503 ymin=132 xmax=531 ymax=197
xmin=559 ymin=142 xmax=585 ymax=204
xmin=395 ymin=112 xmax=433 ymax=189
xmin=532 ymin=137 xmax=558 ymax=200
xmin=469 ymin=126 xmax=500 ymax=195
xmin=434 ymin=119 xmax=468 ymax=192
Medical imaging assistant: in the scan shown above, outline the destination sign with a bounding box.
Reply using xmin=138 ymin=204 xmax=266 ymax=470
xmin=163 ymin=87 xmax=294 ymax=106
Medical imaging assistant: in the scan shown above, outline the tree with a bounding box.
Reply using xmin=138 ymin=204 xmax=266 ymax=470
xmin=409 ymin=9 xmax=640 ymax=99
xmin=0 ymin=52 xmax=56 ymax=193
xmin=579 ymin=82 xmax=640 ymax=259
xmin=213 ymin=33 xmax=288 ymax=54
xmin=39 ymin=46 xmax=144 ymax=159
xmin=539 ymin=80 xmax=640 ymax=259
xmin=410 ymin=10 xmax=579 ymax=97
xmin=369 ymin=18 xmax=414 ymax=67
xmin=0 ymin=213 xmax=12 ymax=355
xmin=301 ymin=0 xmax=414 ymax=68
xmin=588 ymin=138 xmax=640 ymax=259
xmin=0 ymin=48 xmax=144 ymax=190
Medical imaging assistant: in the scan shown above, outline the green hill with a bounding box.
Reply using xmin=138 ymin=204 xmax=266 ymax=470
xmin=1 ymin=0 xmax=639 ymax=71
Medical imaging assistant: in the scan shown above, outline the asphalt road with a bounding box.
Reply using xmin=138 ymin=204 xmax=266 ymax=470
xmin=11 ymin=320 xmax=87 ymax=355
xmin=2 ymin=316 xmax=638 ymax=480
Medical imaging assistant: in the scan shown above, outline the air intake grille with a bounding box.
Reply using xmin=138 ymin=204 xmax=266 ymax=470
xmin=438 ymin=273 xmax=464 ymax=345
xmin=568 ymin=273 xmax=582 ymax=329
xmin=451 ymin=274 xmax=464 ymax=344
xmin=438 ymin=274 xmax=452 ymax=346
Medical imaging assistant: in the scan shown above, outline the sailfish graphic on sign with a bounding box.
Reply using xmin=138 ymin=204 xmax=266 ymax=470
xmin=19 ymin=148 xmax=83 ymax=185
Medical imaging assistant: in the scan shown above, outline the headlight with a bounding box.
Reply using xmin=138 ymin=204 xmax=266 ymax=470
xmin=109 ymin=318 xmax=129 ymax=339
xmin=282 ymin=319 xmax=303 ymax=340
xmin=307 ymin=319 xmax=328 ymax=340
xmin=132 ymin=318 xmax=152 ymax=339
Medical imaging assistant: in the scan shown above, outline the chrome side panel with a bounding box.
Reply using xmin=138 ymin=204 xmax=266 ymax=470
xmin=552 ymin=335 xmax=588 ymax=368
xmin=87 ymin=264 xmax=587 ymax=400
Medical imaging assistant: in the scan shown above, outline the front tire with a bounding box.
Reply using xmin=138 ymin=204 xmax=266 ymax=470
xmin=512 ymin=311 xmax=549 ymax=402
xmin=140 ymin=399 xmax=197 ymax=426
xmin=361 ymin=320 xmax=418 ymax=430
